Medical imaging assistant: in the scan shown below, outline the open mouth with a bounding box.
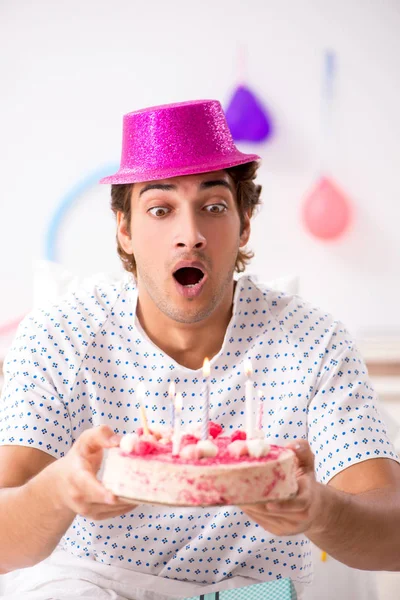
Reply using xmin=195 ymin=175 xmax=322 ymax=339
xmin=173 ymin=267 xmax=205 ymax=288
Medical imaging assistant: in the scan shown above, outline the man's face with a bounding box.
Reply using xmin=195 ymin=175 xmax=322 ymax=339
xmin=117 ymin=170 xmax=250 ymax=324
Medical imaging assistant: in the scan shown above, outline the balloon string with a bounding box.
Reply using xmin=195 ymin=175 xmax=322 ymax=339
xmin=319 ymin=50 xmax=336 ymax=177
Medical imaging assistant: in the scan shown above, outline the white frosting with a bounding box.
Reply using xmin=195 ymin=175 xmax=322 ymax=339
xmin=247 ymin=439 xmax=270 ymax=458
xmin=158 ymin=437 xmax=171 ymax=445
xmin=141 ymin=433 xmax=157 ymax=443
xmin=250 ymin=429 xmax=265 ymax=440
xmin=196 ymin=439 xmax=218 ymax=458
xmin=227 ymin=440 xmax=249 ymax=458
xmin=179 ymin=443 xmax=199 ymax=460
xmin=186 ymin=423 xmax=202 ymax=437
xmin=119 ymin=432 xmax=139 ymax=453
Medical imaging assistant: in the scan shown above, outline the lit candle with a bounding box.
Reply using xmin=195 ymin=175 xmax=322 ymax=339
xmin=137 ymin=382 xmax=150 ymax=436
xmin=201 ymin=357 xmax=210 ymax=441
xmin=169 ymin=381 xmax=176 ymax=428
xmin=172 ymin=392 xmax=183 ymax=456
xmin=257 ymin=390 xmax=264 ymax=431
xmin=245 ymin=358 xmax=254 ymax=439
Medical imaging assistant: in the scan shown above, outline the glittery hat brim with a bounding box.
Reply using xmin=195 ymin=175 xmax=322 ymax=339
xmin=99 ymin=152 xmax=261 ymax=185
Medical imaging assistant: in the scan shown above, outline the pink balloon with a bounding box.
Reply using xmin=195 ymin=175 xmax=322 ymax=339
xmin=302 ymin=176 xmax=352 ymax=240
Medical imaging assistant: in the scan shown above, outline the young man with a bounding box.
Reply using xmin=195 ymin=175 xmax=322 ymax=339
xmin=0 ymin=100 xmax=399 ymax=600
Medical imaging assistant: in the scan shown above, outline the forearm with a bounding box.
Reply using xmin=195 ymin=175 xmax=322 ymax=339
xmin=0 ymin=461 xmax=75 ymax=573
xmin=307 ymin=482 xmax=400 ymax=571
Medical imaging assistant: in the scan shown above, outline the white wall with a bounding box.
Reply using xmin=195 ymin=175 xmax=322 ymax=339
xmin=1 ymin=0 xmax=400 ymax=346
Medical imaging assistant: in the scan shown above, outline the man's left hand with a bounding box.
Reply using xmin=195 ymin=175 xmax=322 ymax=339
xmin=239 ymin=440 xmax=325 ymax=536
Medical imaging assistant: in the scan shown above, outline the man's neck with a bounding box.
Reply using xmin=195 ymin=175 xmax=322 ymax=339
xmin=135 ymin=282 xmax=236 ymax=371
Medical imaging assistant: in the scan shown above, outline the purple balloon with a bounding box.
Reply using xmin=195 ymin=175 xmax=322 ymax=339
xmin=225 ymin=85 xmax=273 ymax=142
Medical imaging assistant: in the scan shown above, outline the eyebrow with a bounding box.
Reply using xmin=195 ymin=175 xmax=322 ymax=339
xmin=139 ymin=183 xmax=175 ymax=196
xmin=138 ymin=179 xmax=234 ymax=197
xmin=200 ymin=179 xmax=234 ymax=193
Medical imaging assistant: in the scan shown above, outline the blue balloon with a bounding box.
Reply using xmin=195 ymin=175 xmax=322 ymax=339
xmin=44 ymin=164 xmax=119 ymax=261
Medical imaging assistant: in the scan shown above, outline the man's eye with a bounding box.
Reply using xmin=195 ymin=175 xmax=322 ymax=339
xmin=205 ymin=204 xmax=226 ymax=214
xmin=148 ymin=206 xmax=169 ymax=217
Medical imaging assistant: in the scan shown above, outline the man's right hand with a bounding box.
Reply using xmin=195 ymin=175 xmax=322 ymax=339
xmin=50 ymin=425 xmax=136 ymax=519
xmin=0 ymin=425 xmax=136 ymax=572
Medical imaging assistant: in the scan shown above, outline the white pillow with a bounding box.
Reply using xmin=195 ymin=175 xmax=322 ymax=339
xmin=32 ymin=260 xmax=124 ymax=309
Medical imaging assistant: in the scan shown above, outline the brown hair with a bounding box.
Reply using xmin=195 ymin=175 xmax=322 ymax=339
xmin=110 ymin=161 xmax=262 ymax=276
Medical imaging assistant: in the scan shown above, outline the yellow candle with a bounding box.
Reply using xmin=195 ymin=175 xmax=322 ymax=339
xmin=137 ymin=382 xmax=150 ymax=436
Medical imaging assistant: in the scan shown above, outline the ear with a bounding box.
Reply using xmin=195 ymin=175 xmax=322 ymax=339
xmin=116 ymin=211 xmax=133 ymax=255
xmin=239 ymin=212 xmax=251 ymax=247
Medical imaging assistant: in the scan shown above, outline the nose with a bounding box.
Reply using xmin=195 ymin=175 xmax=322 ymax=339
xmin=174 ymin=209 xmax=207 ymax=250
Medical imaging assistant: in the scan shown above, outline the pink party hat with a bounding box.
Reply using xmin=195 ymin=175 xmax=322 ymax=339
xmin=100 ymin=100 xmax=260 ymax=185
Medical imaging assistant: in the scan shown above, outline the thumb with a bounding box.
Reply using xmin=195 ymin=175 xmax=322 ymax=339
xmin=76 ymin=425 xmax=119 ymax=456
xmin=286 ymin=439 xmax=315 ymax=473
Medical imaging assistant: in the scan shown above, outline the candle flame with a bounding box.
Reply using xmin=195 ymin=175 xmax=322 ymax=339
xmin=245 ymin=358 xmax=252 ymax=377
xmin=175 ymin=391 xmax=183 ymax=412
xmin=202 ymin=357 xmax=210 ymax=377
xmin=169 ymin=381 xmax=176 ymax=398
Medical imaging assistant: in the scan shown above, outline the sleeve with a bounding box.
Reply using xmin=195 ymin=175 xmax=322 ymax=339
xmin=0 ymin=311 xmax=73 ymax=458
xmin=307 ymin=321 xmax=399 ymax=484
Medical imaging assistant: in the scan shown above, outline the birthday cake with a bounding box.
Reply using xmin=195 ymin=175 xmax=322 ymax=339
xmin=102 ymin=423 xmax=298 ymax=506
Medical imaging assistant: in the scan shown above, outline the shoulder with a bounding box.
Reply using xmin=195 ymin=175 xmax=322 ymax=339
xmin=7 ymin=273 xmax=135 ymax=362
xmin=244 ymin=274 xmax=355 ymax=360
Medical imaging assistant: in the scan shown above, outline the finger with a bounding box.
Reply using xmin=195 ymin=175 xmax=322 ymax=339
xmin=107 ymin=434 xmax=122 ymax=448
xmin=241 ymin=506 xmax=304 ymax=531
xmin=72 ymin=501 xmax=135 ymax=519
xmin=241 ymin=480 xmax=309 ymax=514
xmin=286 ymin=439 xmax=315 ymax=473
xmin=93 ymin=504 xmax=138 ymax=519
xmin=76 ymin=425 xmax=119 ymax=456
xmin=71 ymin=467 xmax=117 ymax=505
xmin=267 ymin=480 xmax=311 ymax=510
xmin=258 ymin=501 xmax=309 ymax=517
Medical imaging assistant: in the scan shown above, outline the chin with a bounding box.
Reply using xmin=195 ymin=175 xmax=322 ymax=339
xmin=165 ymin=303 xmax=214 ymax=325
